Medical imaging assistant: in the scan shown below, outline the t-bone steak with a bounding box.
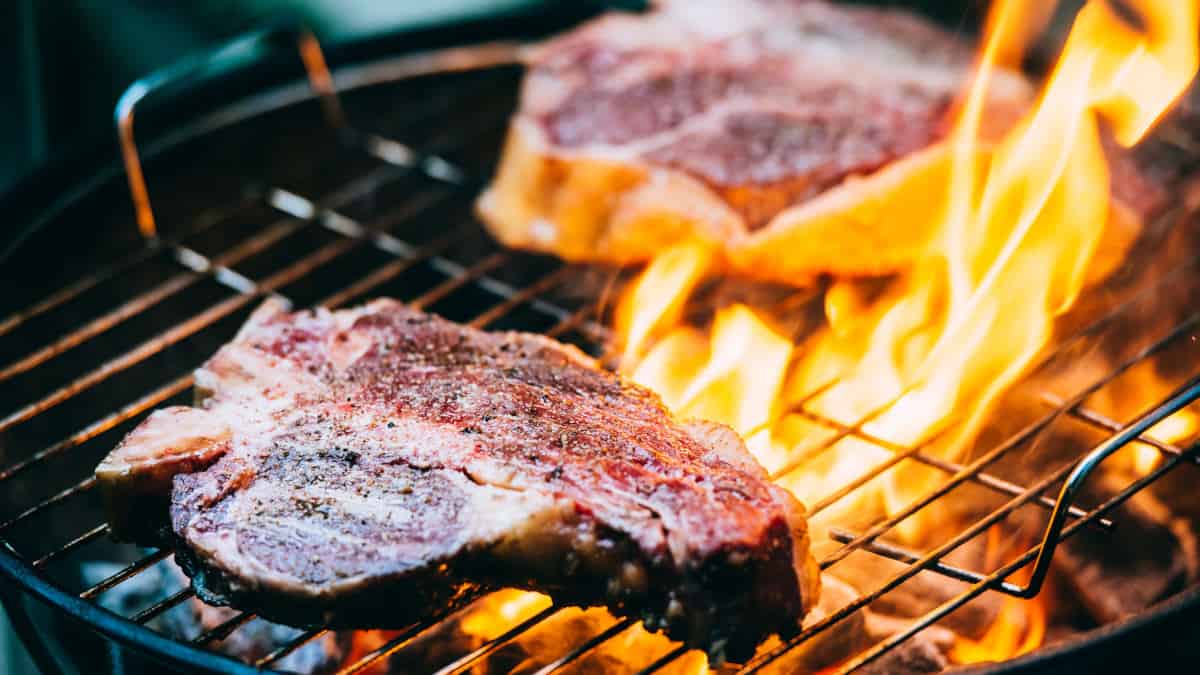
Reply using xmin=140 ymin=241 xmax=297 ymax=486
xmin=477 ymin=0 xmax=1166 ymax=285
xmin=95 ymin=298 xmax=819 ymax=659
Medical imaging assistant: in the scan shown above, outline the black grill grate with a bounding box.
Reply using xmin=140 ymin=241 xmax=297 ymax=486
xmin=1 ymin=34 xmax=1199 ymax=675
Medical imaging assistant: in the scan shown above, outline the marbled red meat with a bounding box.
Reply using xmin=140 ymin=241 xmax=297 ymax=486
xmin=478 ymin=0 xmax=1036 ymax=283
xmin=95 ymin=298 xmax=819 ymax=659
xmin=478 ymin=0 xmax=1171 ymax=285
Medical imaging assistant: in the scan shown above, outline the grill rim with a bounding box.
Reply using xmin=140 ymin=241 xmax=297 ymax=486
xmin=2 ymin=8 xmax=1200 ymax=675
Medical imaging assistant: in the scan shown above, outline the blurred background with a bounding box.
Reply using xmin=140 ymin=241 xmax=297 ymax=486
xmin=0 ymin=0 xmax=550 ymax=195
xmin=0 ymin=0 xmax=992 ymax=198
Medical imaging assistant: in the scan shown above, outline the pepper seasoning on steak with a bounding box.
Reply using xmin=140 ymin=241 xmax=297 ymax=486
xmin=96 ymin=298 xmax=819 ymax=659
xmin=478 ymin=0 xmax=1165 ymax=285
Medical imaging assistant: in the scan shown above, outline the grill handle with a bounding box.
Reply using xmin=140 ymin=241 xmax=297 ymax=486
xmin=114 ymin=20 xmax=345 ymax=241
xmin=1018 ymin=373 xmax=1200 ymax=597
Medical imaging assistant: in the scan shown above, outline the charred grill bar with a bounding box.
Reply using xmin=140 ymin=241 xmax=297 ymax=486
xmin=1 ymin=18 xmax=1199 ymax=675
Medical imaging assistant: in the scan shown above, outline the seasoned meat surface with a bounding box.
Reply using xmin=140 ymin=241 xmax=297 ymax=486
xmin=478 ymin=0 xmax=1164 ymax=284
xmin=96 ymin=298 xmax=818 ymax=659
xmin=478 ymin=0 xmax=1033 ymax=283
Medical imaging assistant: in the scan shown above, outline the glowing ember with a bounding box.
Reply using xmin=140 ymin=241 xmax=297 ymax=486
xmin=343 ymin=629 xmax=403 ymax=675
xmin=790 ymin=0 xmax=1199 ymax=529
xmin=950 ymin=527 xmax=1048 ymax=664
xmin=458 ymin=590 xmax=552 ymax=639
xmin=612 ymin=0 xmax=1199 ymax=667
xmin=672 ymin=652 xmax=712 ymax=675
xmin=618 ymin=0 xmax=1198 ymax=528
xmin=1142 ymin=412 xmax=1198 ymax=471
xmin=1095 ymin=362 xmax=1200 ymax=474
xmin=616 ymin=242 xmax=715 ymax=367
xmin=951 ymin=592 xmax=1046 ymax=664
xmin=625 ymin=296 xmax=792 ymax=436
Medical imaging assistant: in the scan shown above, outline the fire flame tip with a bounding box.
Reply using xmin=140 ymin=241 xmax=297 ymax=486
xmin=612 ymin=0 xmax=1198 ymax=667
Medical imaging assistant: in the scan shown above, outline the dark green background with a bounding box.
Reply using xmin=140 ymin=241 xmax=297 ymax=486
xmin=0 ymin=1 xmax=545 ymax=194
xmin=0 ymin=1 xmax=1001 ymax=197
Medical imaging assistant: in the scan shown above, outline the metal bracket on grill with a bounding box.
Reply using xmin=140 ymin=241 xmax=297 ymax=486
xmin=114 ymin=21 xmax=346 ymax=239
xmin=1017 ymin=374 xmax=1200 ymax=597
xmin=825 ymin=374 xmax=1200 ymax=603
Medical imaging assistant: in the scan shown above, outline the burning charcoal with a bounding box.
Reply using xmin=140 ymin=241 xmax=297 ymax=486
xmin=823 ymin=550 xmax=1004 ymax=641
xmin=384 ymin=591 xmax=553 ymax=673
xmin=1050 ymin=475 xmax=1199 ymax=624
xmin=484 ymin=607 xmax=619 ymax=674
xmin=1131 ymin=430 xmax=1200 ymax=528
xmin=380 ymin=612 xmax=492 ymax=673
xmin=764 ymin=605 xmax=951 ymax=675
xmin=864 ymin=612 xmax=956 ymax=655
xmin=856 ymin=635 xmax=948 ymax=675
xmin=754 ymin=574 xmax=871 ymax=673
xmin=569 ymin=624 xmax=683 ymax=674
xmin=394 ymin=580 xmax=872 ymax=674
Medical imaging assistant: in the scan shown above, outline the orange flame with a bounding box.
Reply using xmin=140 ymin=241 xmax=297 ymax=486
xmin=951 ymin=528 xmax=1047 ymax=664
xmin=793 ymin=0 xmax=1199 ymax=528
xmin=951 ymin=593 xmax=1047 ymax=664
xmin=612 ymin=0 xmax=1198 ymax=666
xmin=617 ymin=0 xmax=1198 ymax=524
xmin=1142 ymin=410 xmax=1199 ymax=471
xmin=950 ymin=590 xmax=1046 ymax=658
xmin=1093 ymin=362 xmax=1200 ymax=474
xmin=457 ymin=590 xmax=552 ymax=639
xmin=983 ymin=0 xmax=1056 ymax=69
xmin=343 ymin=629 xmax=403 ymax=675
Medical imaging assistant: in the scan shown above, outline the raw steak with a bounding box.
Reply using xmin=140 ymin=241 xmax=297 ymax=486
xmin=477 ymin=0 xmax=1161 ymax=284
xmin=95 ymin=298 xmax=819 ymax=659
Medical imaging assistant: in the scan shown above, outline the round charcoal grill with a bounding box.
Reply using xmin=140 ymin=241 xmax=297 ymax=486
xmin=3 ymin=5 xmax=1200 ymax=674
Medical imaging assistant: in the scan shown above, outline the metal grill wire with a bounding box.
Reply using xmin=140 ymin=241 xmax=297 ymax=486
xmin=1 ymin=39 xmax=1199 ymax=675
